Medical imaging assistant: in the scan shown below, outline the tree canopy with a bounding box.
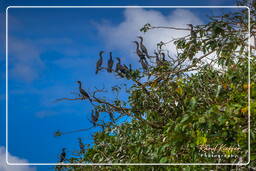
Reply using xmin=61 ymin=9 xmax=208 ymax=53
xmin=55 ymin=1 xmax=256 ymax=170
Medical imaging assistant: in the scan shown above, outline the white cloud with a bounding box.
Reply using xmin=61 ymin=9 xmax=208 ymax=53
xmin=9 ymin=37 xmax=44 ymax=83
xmin=8 ymin=36 xmax=85 ymax=83
xmin=0 ymin=147 xmax=36 ymax=171
xmin=96 ymin=8 xmax=229 ymax=71
xmin=97 ymin=8 xmax=203 ymax=58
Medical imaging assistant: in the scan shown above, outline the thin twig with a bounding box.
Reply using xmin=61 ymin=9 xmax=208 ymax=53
xmin=61 ymin=126 xmax=95 ymax=135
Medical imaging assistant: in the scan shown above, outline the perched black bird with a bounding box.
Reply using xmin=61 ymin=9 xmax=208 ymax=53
xmin=138 ymin=36 xmax=149 ymax=58
xmin=96 ymin=51 xmax=104 ymax=74
xmin=109 ymin=112 xmax=115 ymax=122
xmin=115 ymin=57 xmax=121 ymax=72
xmin=59 ymin=148 xmax=66 ymax=163
xmin=129 ymin=64 xmax=132 ymax=72
xmin=154 ymin=51 xmax=161 ymax=66
xmin=161 ymin=53 xmax=166 ymax=61
xmin=120 ymin=64 xmax=128 ymax=74
xmin=78 ymin=138 xmax=85 ymax=154
xmin=187 ymin=24 xmax=197 ymax=42
xmin=115 ymin=57 xmax=127 ymax=75
xmin=115 ymin=57 xmax=130 ymax=78
xmin=91 ymin=110 xmax=99 ymax=126
xmin=133 ymin=41 xmax=147 ymax=62
xmin=107 ymin=52 xmax=114 ymax=73
xmin=123 ymin=64 xmax=129 ymax=71
xmin=140 ymin=59 xmax=148 ymax=71
xmin=77 ymin=81 xmax=92 ymax=102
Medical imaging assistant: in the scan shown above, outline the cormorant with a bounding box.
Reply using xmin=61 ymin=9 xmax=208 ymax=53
xmin=140 ymin=59 xmax=148 ymax=71
xmin=59 ymin=148 xmax=66 ymax=162
xmin=123 ymin=64 xmax=129 ymax=71
xmin=78 ymin=138 xmax=85 ymax=153
xmin=119 ymin=64 xmax=128 ymax=74
xmin=91 ymin=110 xmax=99 ymax=126
xmin=115 ymin=57 xmax=121 ymax=72
xmin=133 ymin=41 xmax=147 ymax=62
xmin=115 ymin=57 xmax=127 ymax=77
xmin=109 ymin=112 xmax=115 ymax=122
xmin=187 ymin=24 xmax=197 ymax=42
xmin=96 ymin=51 xmax=104 ymax=74
xmin=129 ymin=64 xmax=132 ymax=72
xmin=107 ymin=52 xmax=114 ymax=73
xmin=161 ymin=53 xmax=166 ymax=61
xmin=77 ymin=81 xmax=92 ymax=102
xmin=138 ymin=36 xmax=149 ymax=58
xmin=154 ymin=51 xmax=161 ymax=66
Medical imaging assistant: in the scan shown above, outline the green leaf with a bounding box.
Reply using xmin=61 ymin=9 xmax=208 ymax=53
xmin=198 ymin=117 xmax=206 ymax=123
xmin=190 ymin=97 xmax=197 ymax=109
xmin=180 ymin=115 xmax=190 ymax=123
xmin=216 ymin=85 xmax=222 ymax=98
xmin=160 ymin=157 xmax=168 ymax=163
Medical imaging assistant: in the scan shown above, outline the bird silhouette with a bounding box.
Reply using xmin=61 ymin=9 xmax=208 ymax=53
xmin=119 ymin=62 xmax=128 ymax=74
xmin=133 ymin=41 xmax=147 ymax=62
xmin=77 ymin=81 xmax=92 ymax=102
xmin=96 ymin=51 xmax=104 ymax=74
xmin=78 ymin=138 xmax=85 ymax=153
xmin=154 ymin=51 xmax=161 ymax=66
xmin=140 ymin=59 xmax=148 ymax=71
xmin=107 ymin=52 xmax=114 ymax=72
xmin=115 ymin=57 xmax=121 ymax=72
xmin=123 ymin=64 xmax=129 ymax=71
xmin=138 ymin=36 xmax=150 ymax=58
xmin=91 ymin=110 xmax=99 ymax=126
xmin=187 ymin=24 xmax=197 ymax=42
xmin=59 ymin=148 xmax=66 ymax=162
xmin=129 ymin=64 xmax=132 ymax=72
xmin=109 ymin=112 xmax=115 ymax=122
xmin=115 ymin=57 xmax=127 ymax=77
xmin=161 ymin=53 xmax=166 ymax=61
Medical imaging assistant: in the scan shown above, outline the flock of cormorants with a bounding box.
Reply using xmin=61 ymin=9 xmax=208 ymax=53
xmin=95 ymin=36 xmax=167 ymax=76
xmin=73 ymin=36 xmax=169 ymax=135
xmin=95 ymin=51 xmax=132 ymax=78
xmin=72 ymin=36 xmax=171 ymax=137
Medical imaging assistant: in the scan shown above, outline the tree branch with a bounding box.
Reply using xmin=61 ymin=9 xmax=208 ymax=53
xmin=91 ymin=95 xmax=163 ymax=129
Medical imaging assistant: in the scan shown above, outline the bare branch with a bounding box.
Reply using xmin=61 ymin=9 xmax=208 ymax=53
xmin=91 ymin=95 xmax=163 ymax=129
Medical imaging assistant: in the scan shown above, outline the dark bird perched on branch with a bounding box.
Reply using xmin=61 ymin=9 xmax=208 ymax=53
xmin=78 ymin=138 xmax=85 ymax=154
xmin=77 ymin=81 xmax=92 ymax=102
xmin=115 ymin=57 xmax=121 ymax=72
xmin=161 ymin=52 xmax=166 ymax=62
xmin=96 ymin=51 xmax=104 ymax=74
xmin=120 ymin=65 xmax=128 ymax=75
xmin=133 ymin=41 xmax=147 ymax=63
xmin=129 ymin=64 xmax=132 ymax=72
xmin=59 ymin=148 xmax=66 ymax=162
xmin=123 ymin=64 xmax=129 ymax=71
xmin=187 ymin=24 xmax=197 ymax=42
xmin=115 ymin=57 xmax=128 ymax=77
xmin=138 ymin=36 xmax=150 ymax=58
xmin=107 ymin=52 xmax=114 ymax=72
xmin=154 ymin=51 xmax=162 ymax=66
xmin=91 ymin=110 xmax=99 ymax=126
xmin=109 ymin=112 xmax=115 ymax=123
xmin=140 ymin=59 xmax=148 ymax=71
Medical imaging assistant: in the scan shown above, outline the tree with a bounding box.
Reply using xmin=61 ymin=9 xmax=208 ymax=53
xmin=55 ymin=1 xmax=256 ymax=170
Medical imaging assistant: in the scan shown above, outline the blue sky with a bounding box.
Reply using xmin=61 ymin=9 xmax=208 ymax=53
xmin=0 ymin=0 xmax=244 ymax=170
